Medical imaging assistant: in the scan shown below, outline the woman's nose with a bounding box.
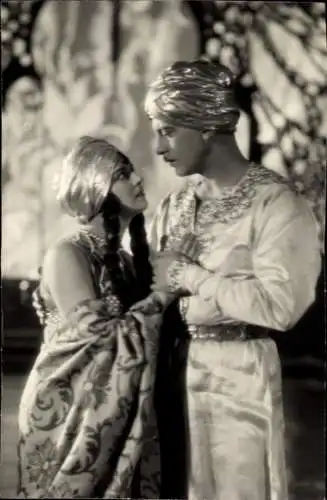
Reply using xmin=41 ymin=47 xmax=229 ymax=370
xmin=131 ymin=172 xmax=142 ymax=186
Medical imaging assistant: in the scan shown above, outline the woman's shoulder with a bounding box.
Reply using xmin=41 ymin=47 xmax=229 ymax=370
xmin=49 ymin=230 xmax=105 ymax=259
xmin=42 ymin=234 xmax=94 ymax=281
xmin=38 ymin=236 xmax=93 ymax=308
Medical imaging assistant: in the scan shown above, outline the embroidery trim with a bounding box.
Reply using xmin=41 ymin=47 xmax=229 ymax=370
xmin=167 ymin=164 xmax=296 ymax=249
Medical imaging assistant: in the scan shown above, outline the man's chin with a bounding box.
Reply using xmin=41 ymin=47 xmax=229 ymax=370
xmin=171 ymin=163 xmax=190 ymax=177
xmin=175 ymin=166 xmax=196 ymax=177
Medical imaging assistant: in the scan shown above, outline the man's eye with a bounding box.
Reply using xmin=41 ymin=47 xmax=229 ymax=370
xmin=161 ymin=129 xmax=174 ymax=137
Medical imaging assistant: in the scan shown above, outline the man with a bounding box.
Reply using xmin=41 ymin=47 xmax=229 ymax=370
xmin=143 ymin=59 xmax=321 ymax=500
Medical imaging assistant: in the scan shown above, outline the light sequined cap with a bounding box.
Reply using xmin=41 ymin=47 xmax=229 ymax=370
xmin=56 ymin=136 xmax=124 ymax=223
xmin=145 ymin=59 xmax=240 ymax=132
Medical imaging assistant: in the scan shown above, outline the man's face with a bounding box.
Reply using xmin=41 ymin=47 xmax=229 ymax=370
xmin=151 ymin=118 xmax=208 ymax=177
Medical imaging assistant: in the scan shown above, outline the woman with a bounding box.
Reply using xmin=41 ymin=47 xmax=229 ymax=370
xmin=17 ymin=136 xmax=162 ymax=499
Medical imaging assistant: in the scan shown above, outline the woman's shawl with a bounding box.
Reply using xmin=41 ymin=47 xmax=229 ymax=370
xmin=18 ymin=289 xmax=161 ymax=498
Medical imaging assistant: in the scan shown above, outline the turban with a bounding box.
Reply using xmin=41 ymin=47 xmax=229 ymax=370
xmin=145 ymin=59 xmax=240 ymax=133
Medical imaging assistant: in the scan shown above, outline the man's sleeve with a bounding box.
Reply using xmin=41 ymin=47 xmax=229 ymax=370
xmin=175 ymin=186 xmax=321 ymax=331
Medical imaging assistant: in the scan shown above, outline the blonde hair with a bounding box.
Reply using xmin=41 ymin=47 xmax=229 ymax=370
xmin=57 ymin=136 xmax=127 ymax=223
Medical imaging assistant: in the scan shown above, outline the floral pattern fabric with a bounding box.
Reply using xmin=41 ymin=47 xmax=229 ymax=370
xmin=17 ymin=234 xmax=161 ymax=498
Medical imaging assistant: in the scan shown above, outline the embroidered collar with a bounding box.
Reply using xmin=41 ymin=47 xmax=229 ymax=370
xmin=171 ymin=163 xmax=295 ymax=230
xmin=194 ymin=163 xmax=256 ymax=200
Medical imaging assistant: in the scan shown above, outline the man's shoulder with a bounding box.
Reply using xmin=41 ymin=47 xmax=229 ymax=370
xmin=251 ymin=167 xmax=317 ymax=226
xmin=251 ymin=165 xmax=296 ymax=192
xmin=246 ymin=165 xmax=300 ymax=208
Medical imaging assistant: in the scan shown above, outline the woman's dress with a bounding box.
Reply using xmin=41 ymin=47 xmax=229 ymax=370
xmin=17 ymin=232 xmax=161 ymax=499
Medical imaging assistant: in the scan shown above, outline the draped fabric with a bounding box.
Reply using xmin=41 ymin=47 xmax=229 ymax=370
xmin=185 ymin=338 xmax=287 ymax=500
xmin=17 ymin=233 xmax=161 ymax=498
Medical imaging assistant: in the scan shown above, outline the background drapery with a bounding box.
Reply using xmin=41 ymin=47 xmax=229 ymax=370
xmin=1 ymin=0 xmax=325 ymax=279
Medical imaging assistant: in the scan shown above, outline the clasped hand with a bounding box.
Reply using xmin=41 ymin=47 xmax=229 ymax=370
xmin=150 ymin=233 xmax=199 ymax=293
xmin=151 ymin=250 xmax=190 ymax=292
xmin=130 ymin=250 xmax=190 ymax=315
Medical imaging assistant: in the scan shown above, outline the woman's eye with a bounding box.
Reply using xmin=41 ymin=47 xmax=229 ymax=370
xmin=113 ymin=163 xmax=133 ymax=182
xmin=115 ymin=169 xmax=129 ymax=181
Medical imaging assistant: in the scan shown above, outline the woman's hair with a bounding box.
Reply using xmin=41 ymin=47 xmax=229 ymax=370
xmin=57 ymin=136 xmax=152 ymax=303
xmin=101 ymin=200 xmax=153 ymax=303
xmin=100 ymin=194 xmax=126 ymax=301
xmin=129 ymin=213 xmax=153 ymax=300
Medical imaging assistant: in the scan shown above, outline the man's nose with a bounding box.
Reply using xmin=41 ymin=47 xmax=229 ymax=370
xmin=154 ymin=135 xmax=169 ymax=156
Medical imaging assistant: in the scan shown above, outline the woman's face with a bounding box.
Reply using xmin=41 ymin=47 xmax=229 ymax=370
xmin=110 ymin=160 xmax=147 ymax=213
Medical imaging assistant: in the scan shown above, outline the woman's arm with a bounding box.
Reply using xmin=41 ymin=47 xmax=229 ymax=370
xmin=41 ymin=240 xmax=162 ymax=348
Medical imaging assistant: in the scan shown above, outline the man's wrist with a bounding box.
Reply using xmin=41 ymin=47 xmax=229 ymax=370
xmin=167 ymin=260 xmax=212 ymax=295
xmin=166 ymin=259 xmax=189 ymax=293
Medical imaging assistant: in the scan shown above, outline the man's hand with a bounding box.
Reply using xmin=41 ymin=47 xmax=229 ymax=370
xmin=151 ymin=251 xmax=191 ymax=293
xmin=173 ymin=232 xmax=202 ymax=261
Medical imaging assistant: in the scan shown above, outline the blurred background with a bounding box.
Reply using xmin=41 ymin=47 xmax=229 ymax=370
xmin=1 ymin=1 xmax=326 ymax=498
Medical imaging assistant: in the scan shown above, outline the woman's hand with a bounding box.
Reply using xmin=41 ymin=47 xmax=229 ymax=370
xmin=130 ymin=293 xmax=165 ymax=315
